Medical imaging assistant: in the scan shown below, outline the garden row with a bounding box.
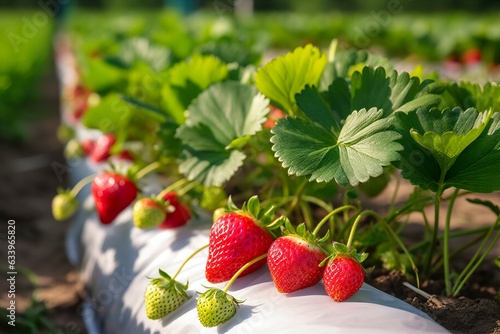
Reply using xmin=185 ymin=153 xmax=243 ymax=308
xmin=55 ymin=10 xmax=500 ymax=331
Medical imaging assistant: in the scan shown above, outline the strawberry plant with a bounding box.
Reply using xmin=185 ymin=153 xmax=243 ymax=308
xmin=56 ymin=10 xmax=500 ymax=332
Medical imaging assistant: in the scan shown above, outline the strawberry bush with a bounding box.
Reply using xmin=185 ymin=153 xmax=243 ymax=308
xmin=55 ymin=10 xmax=500 ymax=329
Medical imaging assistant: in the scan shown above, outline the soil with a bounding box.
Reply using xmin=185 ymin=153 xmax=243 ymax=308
xmin=0 ymin=62 xmax=86 ymax=333
xmin=0 ymin=62 xmax=499 ymax=334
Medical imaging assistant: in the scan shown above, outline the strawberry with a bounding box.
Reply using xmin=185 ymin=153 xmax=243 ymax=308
xmin=462 ymin=48 xmax=482 ymax=65
xmin=52 ymin=190 xmax=78 ymax=221
xmin=263 ymin=105 xmax=286 ymax=128
xmin=81 ymin=139 xmax=96 ymax=156
xmin=91 ymin=172 xmax=138 ymax=224
xmin=196 ymin=288 xmax=243 ymax=327
xmin=157 ymin=192 xmax=191 ymax=229
xmin=90 ymin=133 xmax=116 ymax=163
xmin=144 ymin=269 xmax=189 ymax=320
xmin=133 ymin=197 xmax=166 ymax=229
xmin=205 ymin=196 xmax=282 ymax=283
xmin=64 ymin=139 xmax=84 ymax=159
xmin=70 ymin=84 xmax=91 ymax=120
xmin=321 ymin=242 xmax=367 ymax=302
xmin=267 ymin=222 xmax=328 ymax=293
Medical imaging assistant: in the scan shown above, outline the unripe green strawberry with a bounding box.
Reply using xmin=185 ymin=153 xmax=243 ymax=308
xmin=144 ymin=269 xmax=189 ymax=320
xmin=321 ymin=242 xmax=367 ymax=302
xmin=52 ymin=191 xmax=78 ymax=221
xmin=197 ymin=288 xmax=243 ymax=327
xmin=133 ymin=198 xmax=166 ymax=229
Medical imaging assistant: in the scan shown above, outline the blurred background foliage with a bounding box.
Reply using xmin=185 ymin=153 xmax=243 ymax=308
xmin=1 ymin=0 xmax=500 ymax=12
xmin=2 ymin=0 xmax=500 ymax=141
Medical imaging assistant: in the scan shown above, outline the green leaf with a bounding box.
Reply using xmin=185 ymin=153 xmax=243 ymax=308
xmin=295 ymin=85 xmax=340 ymax=133
xmin=79 ymin=57 xmax=127 ymax=93
xmin=255 ymin=44 xmax=327 ymax=115
xmin=410 ymin=108 xmax=492 ymax=173
xmin=196 ymin=40 xmax=259 ymax=67
xmin=394 ymin=108 xmax=499 ymax=193
xmin=445 ymin=113 xmax=500 ymax=192
xmin=337 ymin=108 xmax=403 ymax=185
xmin=247 ymin=196 xmax=260 ymax=218
xmin=161 ymin=54 xmax=228 ymax=124
xmin=120 ymin=94 xmax=170 ymax=122
xmin=83 ymin=93 xmax=132 ymax=132
xmin=176 ymin=81 xmax=269 ymax=187
xmin=322 ymin=67 xmax=441 ymax=121
xmin=271 ymin=107 xmax=402 ymax=186
xmin=466 ymin=198 xmax=500 ymax=216
xmin=106 ymin=37 xmax=172 ymax=72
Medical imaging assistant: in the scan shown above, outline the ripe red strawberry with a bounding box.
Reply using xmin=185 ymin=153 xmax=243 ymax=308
xmin=263 ymin=105 xmax=286 ymax=128
xmin=205 ymin=196 xmax=282 ymax=283
xmin=268 ymin=222 xmax=328 ymax=293
xmin=70 ymin=84 xmax=91 ymax=120
xmin=81 ymin=139 xmax=96 ymax=156
xmin=158 ymin=192 xmax=191 ymax=229
xmin=133 ymin=198 xmax=166 ymax=229
xmin=462 ymin=48 xmax=482 ymax=65
xmin=90 ymin=133 xmax=116 ymax=163
xmin=321 ymin=242 xmax=367 ymax=302
xmin=91 ymin=172 xmax=138 ymax=224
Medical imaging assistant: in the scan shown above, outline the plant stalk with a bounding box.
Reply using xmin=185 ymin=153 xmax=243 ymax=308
xmin=223 ymin=253 xmax=268 ymax=293
xmin=69 ymin=173 xmax=98 ymax=197
xmin=172 ymin=244 xmax=209 ymax=280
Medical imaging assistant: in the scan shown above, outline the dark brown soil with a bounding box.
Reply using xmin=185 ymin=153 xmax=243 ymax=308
xmin=367 ymin=269 xmax=500 ymax=334
xmin=0 ymin=62 xmax=86 ymax=333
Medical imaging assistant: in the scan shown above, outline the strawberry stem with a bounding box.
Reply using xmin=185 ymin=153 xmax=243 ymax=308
xmin=312 ymin=205 xmax=355 ymax=237
xmin=69 ymin=173 xmax=98 ymax=197
xmin=135 ymin=161 xmax=162 ymax=180
xmin=172 ymin=244 xmax=209 ymax=280
xmin=157 ymin=178 xmax=191 ymax=199
xmin=222 ymin=253 xmax=268 ymax=294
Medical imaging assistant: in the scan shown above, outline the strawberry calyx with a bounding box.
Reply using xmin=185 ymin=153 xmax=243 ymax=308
xmin=148 ymin=269 xmax=189 ymax=299
xmin=282 ymin=220 xmax=330 ymax=253
xmin=320 ymin=242 xmax=368 ymax=268
xmin=226 ymin=195 xmax=284 ymax=239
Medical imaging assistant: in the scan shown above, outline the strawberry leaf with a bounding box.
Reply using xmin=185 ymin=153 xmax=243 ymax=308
xmin=83 ymin=93 xmax=133 ymax=132
xmin=176 ymin=81 xmax=269 ymax=187
xmin=271 ymin=107 xmax=402 ymax=186
xmin=255 ymin=44 xmax=327 ymax=115
xmin=324 ymin=66 xmax=441 ymax=119
xmin=394 ymin=108 xmax=500 ymax=193
xmin=161 ymin=54 xmax=228 ymax=124
xmin=409 ymin=108 xmax=492 ymax=173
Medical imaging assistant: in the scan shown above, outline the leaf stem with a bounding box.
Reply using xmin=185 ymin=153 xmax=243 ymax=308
xmin=172 ymin=244 xmax=209 ymax=280
xmin=157 ymin=178 xmax=191 ymax=199
xmin=312 ymin=205 xmax=355 ymax=237
xmin=135 ymin=161 xmax=162 ymax=180
xmin=452 ymin=215 xmax=500 ymax=296
xmin=443 ymin=188 xmax=459 ymax=296
xmin=284 ymin=178 xmax=308 ymax=218
xmin=223 ymin=253 xmax=268 ymax=293
xmin=70 ymin=173 xmax=98 ymax=197
xmin=424 ymin=180 xmax=445 ymax=276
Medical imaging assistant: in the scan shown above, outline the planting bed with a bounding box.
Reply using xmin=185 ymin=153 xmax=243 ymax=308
xmin=4 ymin=10 xmax=500 ymax=334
